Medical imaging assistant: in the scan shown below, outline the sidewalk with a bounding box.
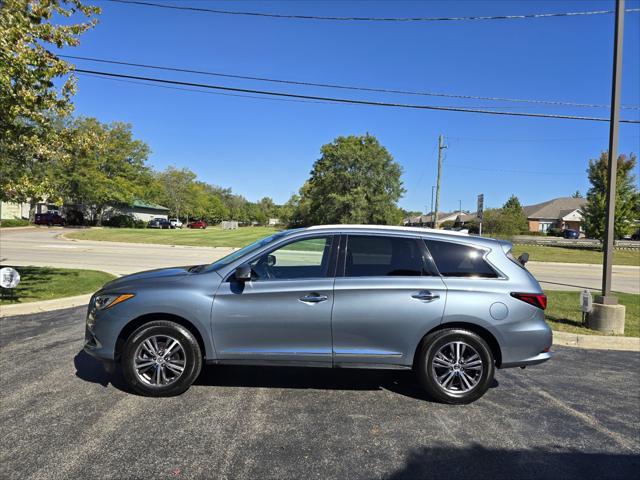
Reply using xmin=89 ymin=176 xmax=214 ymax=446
xmin=0 ymin=293 xmax=91 ymax=318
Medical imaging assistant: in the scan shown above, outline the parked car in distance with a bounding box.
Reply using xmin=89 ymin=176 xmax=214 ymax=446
xmin=187 ymin=220 xmax=207 ymax=229
xmin=169 ymin=218 xmax=183 ymax=229
xmin=562 ymin=229 xmax=580 ymax=239
xmin=84 ymin=225 xmax=552 ymax=404
xmin=34 ymin=212 xmax=66 ymax=226
xmin=148 ymin=218 xmax=170 ymax=229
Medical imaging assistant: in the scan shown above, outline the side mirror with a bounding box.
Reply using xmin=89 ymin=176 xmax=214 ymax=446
xmin=518 ymin=253 xmax=529 ymax=266
xmin=234 ymin=264 xmax=252 ymax=281
xmin=267 ymin=254 xmax=276 ymax=267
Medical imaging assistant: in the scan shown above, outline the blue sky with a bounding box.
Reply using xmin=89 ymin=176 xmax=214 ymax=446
xmin=61 ymin=0 xmax=640 ymax=213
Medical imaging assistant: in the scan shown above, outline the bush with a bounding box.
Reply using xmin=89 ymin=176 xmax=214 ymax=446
xmin=104 ymin=214 xmax=146 ymax=228
xmin=0 ymin=219 xmax=29 ymax=227
xmin=525 ymin=231 xmax=547 ymax=236
xmin=440 ymin=220 xmax=456 ymax=229
xmin=547 ymin=227 xmax=563 ymax=237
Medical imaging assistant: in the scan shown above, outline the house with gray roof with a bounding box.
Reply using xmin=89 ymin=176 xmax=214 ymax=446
xmin=404 ymin=211 xmax=460 ymax=228
xmin=105 ymin=200 xmax=170 ymax=222
xmin=523 ymin=197 xmax=587 ymax=233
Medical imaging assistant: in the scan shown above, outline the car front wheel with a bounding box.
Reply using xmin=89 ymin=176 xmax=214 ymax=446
xmin=416 ymin=328 xmax=495 ymax=404
xmin=122 ymin=320 xmax=202 ymax=397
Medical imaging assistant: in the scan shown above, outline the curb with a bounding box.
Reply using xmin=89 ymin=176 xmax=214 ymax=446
xmin=0 ymin=293 xmax=91 ymax=318
xmin=553 ymin=330 xmax=640 ymax=352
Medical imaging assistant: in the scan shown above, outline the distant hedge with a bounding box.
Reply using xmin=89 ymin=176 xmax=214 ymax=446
xmin=0 ymin=219 xmax=29 ymax=228
xmin=103 ymin=215 xmax=146 ymax=229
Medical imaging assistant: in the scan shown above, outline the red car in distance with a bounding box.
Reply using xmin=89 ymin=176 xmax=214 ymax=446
xmin=187 ymin=220 xmax=207 ymax=229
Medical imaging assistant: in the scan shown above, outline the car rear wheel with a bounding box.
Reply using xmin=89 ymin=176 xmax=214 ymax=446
xmin=416 ymin=328 xmax=494 ymax=404
xmin=122 ymin=320 xmax=202 ymax=397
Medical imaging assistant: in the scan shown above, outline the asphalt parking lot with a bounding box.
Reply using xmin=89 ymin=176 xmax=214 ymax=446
xmin=1 ymin=307 xmax=638 ymax=479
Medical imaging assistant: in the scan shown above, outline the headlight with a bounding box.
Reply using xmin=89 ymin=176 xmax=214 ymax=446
xmin=94 ymin=293 xmax=135 ymax=310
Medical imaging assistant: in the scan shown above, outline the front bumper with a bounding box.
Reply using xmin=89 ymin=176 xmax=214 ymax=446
xmin=83 ymin=301 xmax=122 ymax=363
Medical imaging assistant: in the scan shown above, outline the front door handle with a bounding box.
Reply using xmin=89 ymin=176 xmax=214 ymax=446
xmin=299 ymin=293 xmax=328 ymax=304
xmin=412 ymin=291 xmax=440 ymax=302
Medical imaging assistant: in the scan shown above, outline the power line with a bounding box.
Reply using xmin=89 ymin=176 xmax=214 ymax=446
xmin=101 ymin=0 xmax=640 ymax=22
xmin=73 ymin=67 xmax=640 ymax=124
xmin=446 ymin=164 xmax=581 ymax=176
xmin=79 ymin=73 xmax=532 ymax=109
xmin=78 ymin=72 xmax=337 ymax=105
xmin=60 ymin=55 xmax=640 ymax=111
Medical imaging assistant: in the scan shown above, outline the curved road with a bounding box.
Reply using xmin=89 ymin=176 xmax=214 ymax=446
xmin=0 ymin=227 xmax=638 ymax=293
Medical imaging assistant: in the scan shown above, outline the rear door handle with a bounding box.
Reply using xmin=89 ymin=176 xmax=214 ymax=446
xmin=299 ymin=293 xmax=328 ymax=304
xmin=412 ymin=291 xmax=440 ymax=302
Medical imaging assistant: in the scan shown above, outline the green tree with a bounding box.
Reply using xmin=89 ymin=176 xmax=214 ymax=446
xmin=572 ymin=190 xmax=582 ymax=198
xmin=582 ymin=152 xmax=639 ymax=240
xmin=299 ymin=134 xmax=405 ymax=225
xmin=1 ymin=0 xmax=100 ymax=200
xmin=500 ymin=194 xmax=528 ymax=234
xmin=258 ymin=197 xmax=276 ymax=219
xmin=184 ymin=182 xmax=228 ymax=224
xmin=157 ymin=166 xmax=196 ymax=220
xmin=58 ymin=117 xmax=151 ymax=225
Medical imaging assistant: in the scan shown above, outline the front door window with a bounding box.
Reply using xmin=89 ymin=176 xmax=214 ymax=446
xmin=250 ymin=236 xmax=333 ymax=280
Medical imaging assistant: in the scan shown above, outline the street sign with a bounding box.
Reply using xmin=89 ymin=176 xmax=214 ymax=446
xmin=580 ymin=289 xmax=593 ymax=313
xmin=477 ymin=194 xmax=484 ymax=220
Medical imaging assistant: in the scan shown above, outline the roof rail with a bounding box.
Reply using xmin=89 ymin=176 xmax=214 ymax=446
xmin=306 ymin=224 xmax=470 ymax=236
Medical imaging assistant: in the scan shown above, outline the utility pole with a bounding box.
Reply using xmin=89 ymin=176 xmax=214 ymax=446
xmin=600 ymin=0 xmax=625 ymax=305
xmin=459 ymin=200 xmax=462 ymax=215
xmin=430 ymin=186 xmax=435 ymax=227
xmin=434 ymin=134 xmax=446 ymax=229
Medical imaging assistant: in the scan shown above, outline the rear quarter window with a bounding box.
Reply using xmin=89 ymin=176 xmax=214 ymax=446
xmin=424 ymin=239 xmax=498 ymax=278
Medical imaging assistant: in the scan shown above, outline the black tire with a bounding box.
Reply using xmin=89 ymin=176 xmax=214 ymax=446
xmin=122 ymin=320 xmax=202 ymax=397
xmin=416 ymin=328 xmax=495 ymax=405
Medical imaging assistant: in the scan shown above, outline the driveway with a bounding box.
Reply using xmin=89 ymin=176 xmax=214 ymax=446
xmin=1 ymin=307 xmax=638 ymax=479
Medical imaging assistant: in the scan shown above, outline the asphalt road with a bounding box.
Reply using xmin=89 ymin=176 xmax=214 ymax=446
xmin=1 ymin=227 xmax=639 ymax=293
xmin=0 ymin=227 xmax=234 ymax=275
xmin=1 ymin=307 xmax=639 ymax=479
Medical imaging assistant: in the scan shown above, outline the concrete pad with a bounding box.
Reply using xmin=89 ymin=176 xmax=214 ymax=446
xmin=587 ymin=303 xmax=627 ymax=335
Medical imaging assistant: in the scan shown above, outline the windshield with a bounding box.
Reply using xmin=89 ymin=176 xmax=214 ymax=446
xmin=203 ymin=229 xmax=301 ymax=272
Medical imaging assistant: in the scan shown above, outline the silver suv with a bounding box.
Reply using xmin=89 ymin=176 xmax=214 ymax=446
xmin=84 ymin=225 xmax=552 ymax=404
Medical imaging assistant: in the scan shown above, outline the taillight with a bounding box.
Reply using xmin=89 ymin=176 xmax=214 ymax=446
xmin=511 ymin=292 xmax=547 ymax=310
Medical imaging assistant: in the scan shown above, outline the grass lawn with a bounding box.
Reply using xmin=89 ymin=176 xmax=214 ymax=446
xmin=0 ymin=266 xmax=116 ymax=305
xmin=66 ymin=226 xmax=280 ymax=248
xmin=545 ymin=290 xmax=639 ymax=337
xmin=0 ymin=219 xmax=30 ymax=228
xmin=512 ymin=244 xmax=639 ymax=266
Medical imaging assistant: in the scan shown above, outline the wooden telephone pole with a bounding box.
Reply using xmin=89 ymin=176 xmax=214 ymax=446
xmin=433 ymin=134 xmax=446 ymax=228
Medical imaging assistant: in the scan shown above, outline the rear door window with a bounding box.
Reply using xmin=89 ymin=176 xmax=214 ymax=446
xmin=345 ymin=235 xmax=434 ymax=277
xmin=424 ymin=239 xmax=498 ymax=278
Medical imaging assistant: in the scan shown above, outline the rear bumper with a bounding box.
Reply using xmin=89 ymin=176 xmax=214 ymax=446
xmin=500 ymin=350 xmax=552 ymax=369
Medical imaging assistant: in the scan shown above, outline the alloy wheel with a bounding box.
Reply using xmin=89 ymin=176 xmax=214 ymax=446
xmin=431 ymin=341 xmax=484 ymax=394
xmin=133 ymin=335 xmax=186 ymax=387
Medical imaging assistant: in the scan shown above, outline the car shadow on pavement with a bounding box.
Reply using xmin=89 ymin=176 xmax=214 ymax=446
xmin=386 ymin=444 xmax=639 ymax=479
xmin=194 ymin=365 xmax=499 ymax=402
xmin=73 ymin=350 xmax=133 ymax=393
xmin=73 ymin=352 xmax=499 ymax=401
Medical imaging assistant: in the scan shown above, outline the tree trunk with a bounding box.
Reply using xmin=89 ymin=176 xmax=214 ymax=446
xmin=29 ymin=199 xmax=37 ymax=222
xmin=95 ymin=206 xmax=103 ymax=226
